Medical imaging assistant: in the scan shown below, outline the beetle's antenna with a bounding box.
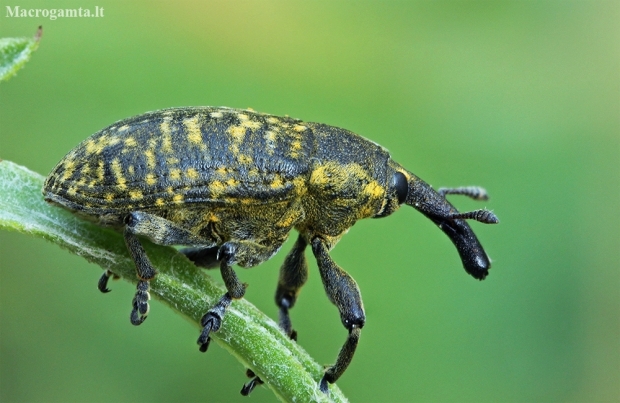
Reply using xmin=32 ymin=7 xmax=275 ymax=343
xmin=448 ymin=209 xmax=499 ymax=224
xmin=438 ymin=186 xmax=488 ymax=200
xmin=437 ymin=187 xmax=499 ymax=224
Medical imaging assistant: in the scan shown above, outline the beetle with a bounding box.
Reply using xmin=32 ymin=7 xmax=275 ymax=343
xmin=43 ymin=106 xmax=498 ymax=394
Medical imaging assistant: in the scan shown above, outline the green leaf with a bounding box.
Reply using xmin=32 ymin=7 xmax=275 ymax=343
xmin=0 ymin=160 xmax=348 ymax=403
xmin=0 ymin=26 xmax=42 ymax=82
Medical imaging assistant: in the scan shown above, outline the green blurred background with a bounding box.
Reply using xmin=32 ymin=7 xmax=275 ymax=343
xmin=1 ymin=1 xmax=618 ymax=402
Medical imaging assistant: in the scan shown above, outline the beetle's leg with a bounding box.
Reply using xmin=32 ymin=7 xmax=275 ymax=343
xmin=110 ymin=210 xmax=208 ymax=298
xmin=123 ymin=222 xmax=157 ymax=326
xmin=194 ymin=240 xmax=289 ymax=395
xmin=122 ymin=212 xmax=210 ymax=325
xmin=197 ymin=242 xmax=248 ymax=353
xmin=438 ymin=186 xmax=489 ymax=201
xmin=198 ymin=239 xmax=288 ymax=352
xmin=236 ymin=236 xmax=308 ymax=397
xmin=275 ymin=234 xmax=308 ymax=340
xmin=311 ymin=237 xmax=365 ymax=394
xmin=180 ymin=246 xmax=220 ymax=269
xmin=126 ymin=211 xmax=206 ymax=246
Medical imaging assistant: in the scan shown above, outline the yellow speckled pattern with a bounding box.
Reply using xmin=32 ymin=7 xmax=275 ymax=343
xmin=43 ymin=106 xmax=394 ymax=249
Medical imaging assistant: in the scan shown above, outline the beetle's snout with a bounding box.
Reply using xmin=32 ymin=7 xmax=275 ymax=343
xmin=432 ymin=216 xmax=491 ymax=280
xmin=404 ymin=175 xmax=497 ymax=280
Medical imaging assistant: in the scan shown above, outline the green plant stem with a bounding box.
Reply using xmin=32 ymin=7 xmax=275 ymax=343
xmin=0 ymin=160 xmax=348 ymax=403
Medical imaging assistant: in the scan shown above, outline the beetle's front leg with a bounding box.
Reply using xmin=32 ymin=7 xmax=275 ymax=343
xmin=311 ymin=236 xmax=365 ymax=393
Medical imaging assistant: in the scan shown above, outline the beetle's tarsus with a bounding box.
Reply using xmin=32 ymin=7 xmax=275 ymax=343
xmin=123 ymin=220 xmax=158 ymax=325
xmin=197 ymin=319 xmax=215 ymax=352
xmin=320 ymin=325 xmax=362 ymax=393
xmin=277 ymin=300 xmax=296 ymax=339
xmin=130 ymin=308 xmax=146 ymax=325
xmin=130 ymin=280 xmax=150 ymax=325
xmin=197 ymin=292 xmax=232 ymax=352
xmin=438 ymin=186 xmax=489 ymax=201
xmin=311 ymin=237 xmax=365 ymax=389
xmin=97 ymin=269 xmax=113 ymax=293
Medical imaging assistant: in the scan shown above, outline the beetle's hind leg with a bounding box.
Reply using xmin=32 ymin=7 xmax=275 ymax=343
xmin=122 ymin=211 xmax=210 ymax=325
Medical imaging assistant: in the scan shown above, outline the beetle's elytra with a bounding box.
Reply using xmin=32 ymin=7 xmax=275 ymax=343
xmin=43 ymin=106 xmax=498 ymax=394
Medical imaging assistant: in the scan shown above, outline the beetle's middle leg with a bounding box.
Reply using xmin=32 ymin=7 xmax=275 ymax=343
xmin=197 ymin=239 xmax=287 ymax=353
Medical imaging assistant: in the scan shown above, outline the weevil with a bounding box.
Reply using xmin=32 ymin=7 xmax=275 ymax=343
xmin=43 ymin=106 xmax=498 ymax=394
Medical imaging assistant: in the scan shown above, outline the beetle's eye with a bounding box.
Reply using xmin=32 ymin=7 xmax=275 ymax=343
xmin=393 ymin=172 xmax=408 ymax=204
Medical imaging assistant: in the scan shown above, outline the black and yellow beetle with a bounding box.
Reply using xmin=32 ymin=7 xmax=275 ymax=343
xmin=43 ymin=106 xmax=498 ymax=394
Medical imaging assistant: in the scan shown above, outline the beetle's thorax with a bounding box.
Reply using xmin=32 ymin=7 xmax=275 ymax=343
xmin=293 ymin=123 xmax=391 ymax=242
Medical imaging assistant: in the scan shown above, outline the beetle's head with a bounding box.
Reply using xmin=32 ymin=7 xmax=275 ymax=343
xmin=387 ymin=165 xmax=498 ymax=280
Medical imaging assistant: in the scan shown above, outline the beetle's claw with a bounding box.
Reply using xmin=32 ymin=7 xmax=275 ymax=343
xmin=197 ymin=311 xmax=222 ymax=352
xmin=130 ymin=308 xmax=146 ymax=325
xmin=240 ymin=370 xmax=264 ymax=396
xmin=319 ymin=376 xmax=329 ymax=394
xmin=130 ymin=280 xmax=150 ymax=325
xmin=197 ymin=323 xmax=213 ymax=352
xmin=98 ymin=269 xmax=113 ymax=293
xmin=198 ymin=336 xmax=211 ymax=353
